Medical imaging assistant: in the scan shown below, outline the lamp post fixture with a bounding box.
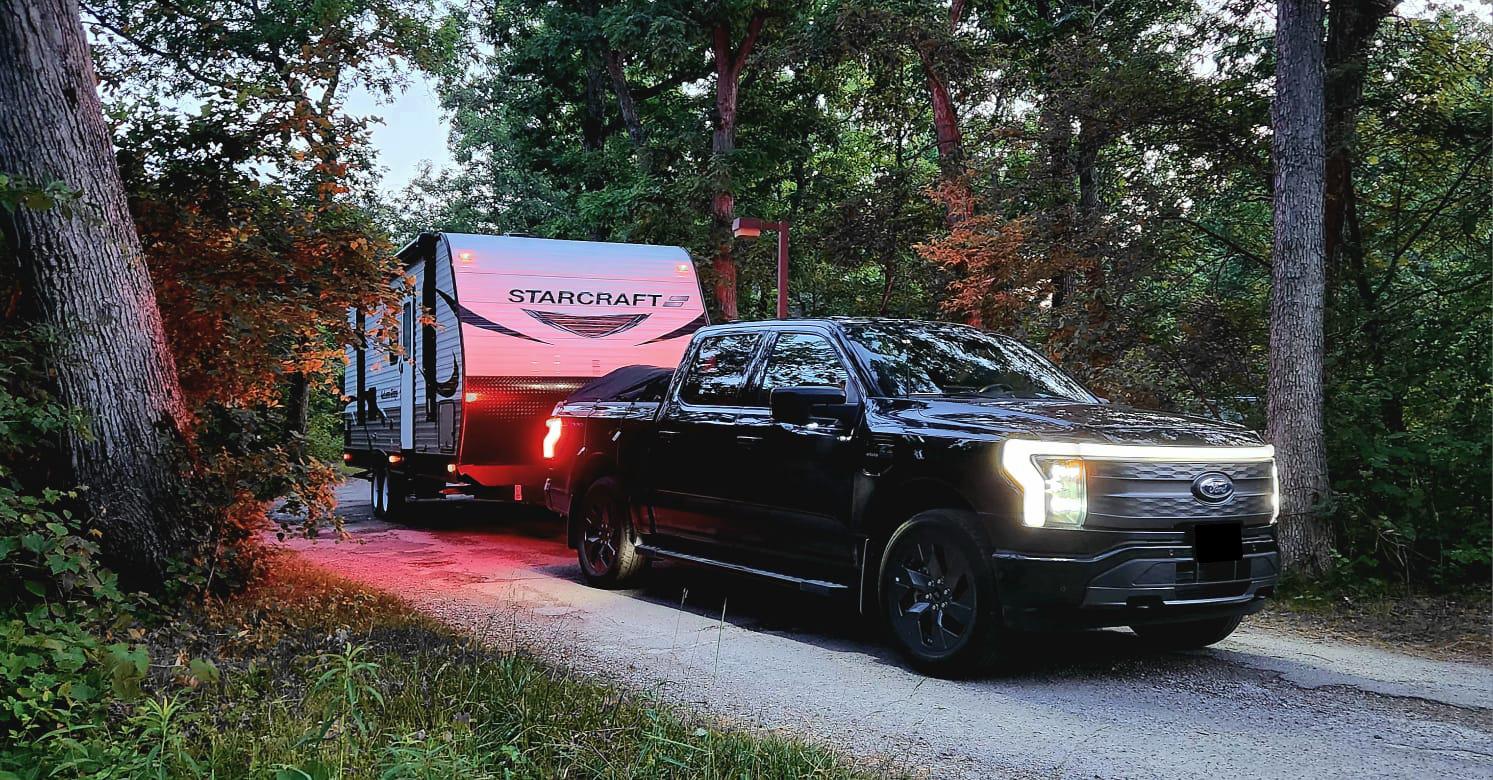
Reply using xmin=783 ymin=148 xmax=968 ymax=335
xmin=731 ymin=216 xmax=790 ymax=319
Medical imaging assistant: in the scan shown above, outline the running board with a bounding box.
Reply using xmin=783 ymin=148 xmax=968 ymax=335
xmin=635 ymin=544 xmax=850 ymax=596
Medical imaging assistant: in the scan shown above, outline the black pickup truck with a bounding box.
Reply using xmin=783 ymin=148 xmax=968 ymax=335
xmin=542 ymin=318 xmax=1279 ymax=675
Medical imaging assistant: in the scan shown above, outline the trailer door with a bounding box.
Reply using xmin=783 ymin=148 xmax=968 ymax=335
xmin=400 ymin=298 xmax=415 ymax=451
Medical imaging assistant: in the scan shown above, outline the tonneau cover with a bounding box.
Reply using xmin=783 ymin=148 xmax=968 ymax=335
xmin=564 ymin=365 xmax=674 ymax=403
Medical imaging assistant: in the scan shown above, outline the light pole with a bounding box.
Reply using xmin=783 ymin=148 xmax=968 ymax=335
xmin=732 ymin=216 xmax=790 ymax=319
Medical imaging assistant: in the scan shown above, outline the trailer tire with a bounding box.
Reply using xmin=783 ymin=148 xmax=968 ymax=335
xmin=576 ymin=477 xmax=645 ymax=588
xmin=370 ymin=465 xmax=389 ymax=519
xmin=384 ymin=469 xmax=412 ymax=522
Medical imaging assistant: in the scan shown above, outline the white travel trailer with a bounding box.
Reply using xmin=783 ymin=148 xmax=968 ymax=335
xmin=343 ymin=232 xmax=708 ymax=518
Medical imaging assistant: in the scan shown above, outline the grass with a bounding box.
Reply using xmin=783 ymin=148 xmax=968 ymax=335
xmin=35 ymin=555 xmax=885 ymax=779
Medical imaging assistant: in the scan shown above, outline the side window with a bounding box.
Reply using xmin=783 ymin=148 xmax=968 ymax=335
xmin=756 ymin=333 xmax=849 ymax=405
xmin=679 ymin=334 xmax=762 ymax=406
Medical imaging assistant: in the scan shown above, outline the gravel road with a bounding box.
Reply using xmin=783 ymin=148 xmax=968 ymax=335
xmin=279 ymin=483 xmax=1493 ymax=779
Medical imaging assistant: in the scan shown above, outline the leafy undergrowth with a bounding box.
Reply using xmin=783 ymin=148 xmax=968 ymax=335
xmin=1257 ymin=581 xmax=1491 ymax=664
xmin=3 ymin=553 xmax=879 ymax=779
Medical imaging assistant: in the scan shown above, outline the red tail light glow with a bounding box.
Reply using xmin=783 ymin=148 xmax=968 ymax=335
xmin=542 ymin=417 xmax=563 ymax=459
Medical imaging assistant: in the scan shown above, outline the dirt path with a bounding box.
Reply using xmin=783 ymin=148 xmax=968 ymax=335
xmin=278 ymin=483 xmax=1493 ymax=779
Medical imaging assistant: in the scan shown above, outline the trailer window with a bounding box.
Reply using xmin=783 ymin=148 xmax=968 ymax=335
xmin=400 ymin=300 xmax=415 ymax=361
xmin=679 ymin=334 xmax=761 ymax=406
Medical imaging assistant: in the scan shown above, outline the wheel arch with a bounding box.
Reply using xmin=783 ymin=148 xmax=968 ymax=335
xmin=857 ymin=477 xmax=981 ymax=614
xmin=565 ymin=451 xmax=619 ymax=549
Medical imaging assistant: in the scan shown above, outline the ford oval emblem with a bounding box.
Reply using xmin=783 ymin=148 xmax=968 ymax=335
xmin=1191 ymin=472 xmax=1235 ymax=503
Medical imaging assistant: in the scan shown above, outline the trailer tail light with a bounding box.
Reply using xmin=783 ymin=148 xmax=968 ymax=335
xmin=542 ymin=417 xmax=563 ymax=459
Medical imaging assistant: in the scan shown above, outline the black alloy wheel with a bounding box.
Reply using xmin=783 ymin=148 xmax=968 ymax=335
xmin=576 ymin=477 xmax=644 ymax=587
xmin=880 ymin=511 xmax=1002 ymax=676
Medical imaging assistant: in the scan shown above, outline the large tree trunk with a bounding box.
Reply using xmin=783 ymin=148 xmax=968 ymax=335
xmin=0 ymin=0 xmax=196 ymax=587
xmin=1269 ymin=0 xmax=1334 ymax=576
xmin=707 ymin=12 xmax=766 ymax=321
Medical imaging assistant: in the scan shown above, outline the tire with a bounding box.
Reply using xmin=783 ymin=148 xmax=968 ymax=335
xmin=878 ymin=510 xmax=1004 ymax=677
xmin=370 ymin=465 xmax=389 ymax=519
xmin=575 ymin=477 xmax=646 ymax=588
xmin=1130 ymin=615 xmax=1242 ymax=650
xmin=384 ymin=468 xmax=412 ymax=522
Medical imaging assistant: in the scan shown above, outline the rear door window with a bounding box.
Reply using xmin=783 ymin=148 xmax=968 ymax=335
xmin=755 ymin=333 xmax=849 ymax=406
xmin=679 ymin=334 xmax=762 ymax=406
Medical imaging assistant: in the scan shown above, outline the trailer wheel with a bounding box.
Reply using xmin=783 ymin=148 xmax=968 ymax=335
xmin=384 ymin=469 xmax=412 ymax=522
xmin=576 ymin=477 xmax=645 ymax=588
xmin=370 ymin=466 xmax=389 ymax=519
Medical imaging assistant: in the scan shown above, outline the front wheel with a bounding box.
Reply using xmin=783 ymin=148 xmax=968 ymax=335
xmin=879 ymin=511 xmax=1003 ymax=677
xmin=576 ymin=477 xmax=645 ymax=588
xmin=1130 ymin=615 xmax=1242 ymax=650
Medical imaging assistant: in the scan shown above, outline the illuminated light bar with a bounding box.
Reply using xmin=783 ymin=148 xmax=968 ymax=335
xmin=465 ymin=392 xmax=480 ymax=402
xmin=542 ymin=417 xmax=563 ymax=459
xmin=388 ymin=453 xmax=403 ymax=465
xmin=1000 ymin=439 xmax=1276 ymax=528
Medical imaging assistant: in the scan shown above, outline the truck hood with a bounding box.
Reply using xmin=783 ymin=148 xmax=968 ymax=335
xmin=866 ymin=397 xmax=1262 ymax=447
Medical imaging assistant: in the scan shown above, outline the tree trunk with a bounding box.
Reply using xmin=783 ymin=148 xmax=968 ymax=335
xmin=917 ymin=1 xmax=970 ymax=223
xmin=1269 ymin=0 xmax=1334 ymax=576
xmin=1323 ymin=0 xmax=1397 ymax=274
xmin=707 ymin=12 xmax=766 ymax=321
xmin=0 ymin=0 xmax=196 ymax=587
xmin=604 ymin=49 xmax=648 ymax=157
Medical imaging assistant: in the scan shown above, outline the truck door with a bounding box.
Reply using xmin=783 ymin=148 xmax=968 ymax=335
xmin=646 ymin=332 xmax=764 ymax=546
xmin=729 ymin=331 xmax=861 ymax=579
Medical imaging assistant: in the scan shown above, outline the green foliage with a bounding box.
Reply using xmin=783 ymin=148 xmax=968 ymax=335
xmin=0 ymin=560 xmax=874 ymax=778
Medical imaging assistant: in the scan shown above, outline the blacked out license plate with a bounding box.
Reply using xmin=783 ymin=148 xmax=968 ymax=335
xmin=1194 ymin=522 xmax=1244 ymax=563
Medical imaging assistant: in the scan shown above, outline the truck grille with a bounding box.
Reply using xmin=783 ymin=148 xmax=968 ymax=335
xmin=1085 ymin=460 xmax=1274 ymax=530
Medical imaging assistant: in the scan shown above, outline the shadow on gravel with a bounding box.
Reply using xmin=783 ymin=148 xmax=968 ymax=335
xmin=352 ymin=492 xmax=1196 ymax=682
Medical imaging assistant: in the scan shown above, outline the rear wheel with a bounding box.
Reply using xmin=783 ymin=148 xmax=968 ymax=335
xmin=879 ymin=511 xmax=1003 ymax=677
xmin=576 ymin=477 xmax=645 ymax=588
xmin=370 ymin=465 xmax=389 ymax=519
xmin=383 ymin=469 xmax=411 ymax=522
xmin=1130 ymin=615 xmax=1242 ymax=650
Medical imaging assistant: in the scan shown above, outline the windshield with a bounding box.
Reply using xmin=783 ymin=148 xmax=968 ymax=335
xmin=842 ymin=322 xmax=1096 ymax=402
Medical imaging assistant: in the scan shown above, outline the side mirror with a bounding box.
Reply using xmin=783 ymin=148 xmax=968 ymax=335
xmin=770 ymin=386 xmax=854 ymax=427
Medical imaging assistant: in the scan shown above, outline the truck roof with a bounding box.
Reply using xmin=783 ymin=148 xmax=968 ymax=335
xmin=692 ymin=317 xmax=977 ymax=336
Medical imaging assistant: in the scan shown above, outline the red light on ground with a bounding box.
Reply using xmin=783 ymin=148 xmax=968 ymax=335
xmin=542 ymin=417 xmax=563 ymax=459
xmin=465 ymin=392 xmax=480 ymax=402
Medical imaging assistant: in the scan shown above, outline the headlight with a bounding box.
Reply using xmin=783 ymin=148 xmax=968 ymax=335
xmin=1036 ymin=457 xmax=1086 ymax=527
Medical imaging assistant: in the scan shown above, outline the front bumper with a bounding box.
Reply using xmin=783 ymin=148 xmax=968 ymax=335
xmin=991 ymin=525 xmax=1279 ymax=630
